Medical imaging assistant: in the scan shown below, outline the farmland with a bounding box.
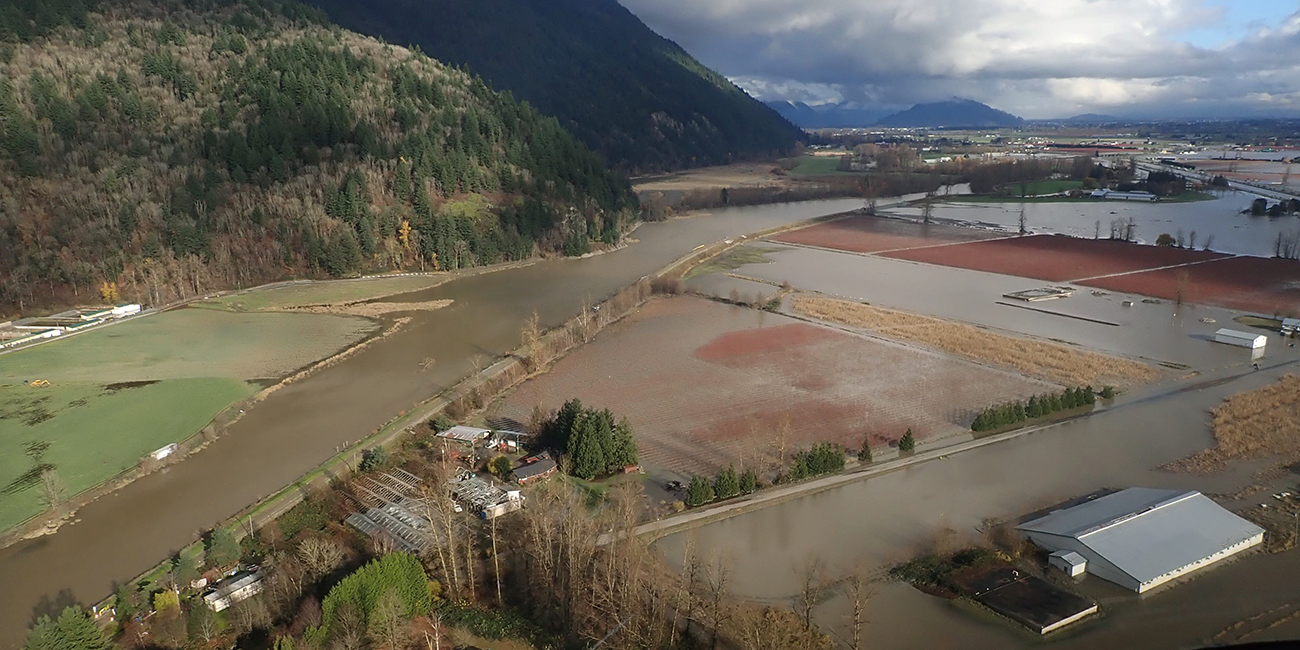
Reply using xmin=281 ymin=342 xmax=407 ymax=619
xmin=1165 ymin=374 xmax=1300 ymax=474
xmin=878 ymin=234 xmax=1230 ymax=282
xmin=0 ymin=379 xmax=254 ymax=530
xmin=0 ymin=307 xmax=375 ymax=532
xmin=789 ymin=295 xmax=1160 ymax=387
xmin=492 ymin=296 xmax=1054 ymax=477
xmin=1081 ymin=256 xmax=1300 ymax=316
xmin=771 ymin=214 xmax=1001 ymax=253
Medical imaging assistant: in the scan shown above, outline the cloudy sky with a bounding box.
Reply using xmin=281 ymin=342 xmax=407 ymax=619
xmin=619 ymin=0 xmax=1300 ymax=118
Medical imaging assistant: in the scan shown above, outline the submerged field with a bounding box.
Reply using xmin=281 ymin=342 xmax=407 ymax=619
xmin=492 ymin=296 xmax=1054 ymax=477
xmin=0 ymin=307 xmax=376 ymax=531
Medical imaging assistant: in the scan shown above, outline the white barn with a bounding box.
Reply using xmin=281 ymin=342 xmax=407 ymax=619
xmin=1214 ymin=328 xmax=1267 ymax=349
xmin=1017 ymin=489 xmax=1263 ymax=593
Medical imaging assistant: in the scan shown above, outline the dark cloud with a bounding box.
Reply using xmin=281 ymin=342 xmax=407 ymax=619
xmin=622 ymin=0 xmax=1300 ymax=117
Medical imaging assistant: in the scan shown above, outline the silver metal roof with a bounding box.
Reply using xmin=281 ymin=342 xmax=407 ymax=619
xmin=1018 ymin=489 xmax=1263 ymax=586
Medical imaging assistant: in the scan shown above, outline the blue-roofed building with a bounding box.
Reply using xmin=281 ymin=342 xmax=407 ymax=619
xmin=1017 ymin=488 xmax=1264 ymax=593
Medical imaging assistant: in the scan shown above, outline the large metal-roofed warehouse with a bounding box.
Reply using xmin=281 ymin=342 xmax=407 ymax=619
xmin=1016 ymin=488 xmax=1264 ymax=593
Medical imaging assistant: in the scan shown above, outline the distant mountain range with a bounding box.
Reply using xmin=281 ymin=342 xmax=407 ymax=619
xmin=767 ymin=98 xmax=1024 ymax=129
xmin=765 ymin=101 xmax=896 ymax=129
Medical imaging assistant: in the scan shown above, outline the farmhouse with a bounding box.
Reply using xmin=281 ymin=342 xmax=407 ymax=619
xmin=1214 ymin=328 xmax=1267 ymax=349
xmin=514 ymin=452 xmax=558 ymax=485
xmin=1017 ymin=488 xmax=1264 ymax=593
xmin=203 ymin=571 xmax=264 ymax=612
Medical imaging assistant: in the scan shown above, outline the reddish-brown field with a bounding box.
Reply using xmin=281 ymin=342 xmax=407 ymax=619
xmin=771 ymin=215 xmax=1001 ymax=253
xmin=492 ymin=297 xmax=1054 ymax=477
xmin=1081 ymin=256 xmax=1300 ymax=315
xmin=878 ymin=234 xmax=1231 ymax=282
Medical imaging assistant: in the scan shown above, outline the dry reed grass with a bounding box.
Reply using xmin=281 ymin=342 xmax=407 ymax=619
xmin=1167 ymin=374 xmax=1300 ymax=474
xmin=283 ymin=299 xmax=453 ymax=317
xmin=790 ymin=294 xmax=1159 ymax=387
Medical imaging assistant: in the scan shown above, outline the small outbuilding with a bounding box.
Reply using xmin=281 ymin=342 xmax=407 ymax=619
xmin=1049 ymin=550 xmax=1087 ymax=577
xmin=437 ymin=426 xmax=491 ymax=444
xmin=1281 ymin=318 xmax=1300 ymax=336
xmin=1214 ymin=328 xmax=1267 ymax=349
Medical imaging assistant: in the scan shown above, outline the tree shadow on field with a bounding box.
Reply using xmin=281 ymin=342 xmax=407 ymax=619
xmin=29 ymin=588 xmax=80 ymax=626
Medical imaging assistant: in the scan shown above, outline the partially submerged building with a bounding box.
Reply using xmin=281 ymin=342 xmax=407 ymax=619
xmin=1214 ymin=328 xmax=1267 ymax=349
xmin=1017 ymin=488 xmax=1264 ymax=593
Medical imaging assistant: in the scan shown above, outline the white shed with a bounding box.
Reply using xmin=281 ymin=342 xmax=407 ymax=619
xmin=1049 ymin=550 xmax=1088 ymax=577
xmin=1214 ymin=328 xmax=1266 ymax=349
xmin=1282 ymin=318 xmax=1300 ymax=335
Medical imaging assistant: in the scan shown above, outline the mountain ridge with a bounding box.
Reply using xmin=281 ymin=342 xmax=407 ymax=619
xmin=875 ymin=99 xmax=1024 ymax=128
xmin=303 ymin=0 xmax=803 ymax=173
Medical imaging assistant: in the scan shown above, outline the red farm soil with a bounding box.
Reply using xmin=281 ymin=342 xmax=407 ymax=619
xmin=879 ymin=234 xmax=1232 ymax=282
xmin=491 ymin=296 xmax=1054 ymax=477
xmin=770 ymin=215 xmax=1001 ymax=254
xmin=1082 ymin=256 xmax=1300 ymax=315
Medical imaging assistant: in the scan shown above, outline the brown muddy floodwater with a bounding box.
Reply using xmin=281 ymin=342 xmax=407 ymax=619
xmin=656 ymin=359 xmax=1300 ymax=649
xmin=0 ymin=199 xmax=865 ymax=647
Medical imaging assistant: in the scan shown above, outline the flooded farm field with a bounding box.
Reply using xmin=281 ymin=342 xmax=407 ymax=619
xmin=656 ymin=360 xmax=1300 ymax=650
xmin=728 ymin=243 xmax=1267 ymax=370
xmin=1085 ymin=255 xmax=1300 ymax=316
xmin=492 ymin=296 xmax=1055 ymax=477
xmin=895 ymin=191 xmax=1299 ymax=258
xmin=770 ymin=213 xmax=1000 ymax=253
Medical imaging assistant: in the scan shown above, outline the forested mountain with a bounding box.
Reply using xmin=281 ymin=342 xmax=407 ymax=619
xmin=0 ymin=0 xmax=636 ymax=314
xmin=302 ymin=0 xmax=803 ymax=173
xmin=875 ymin=99 xmax=1024 ymax=128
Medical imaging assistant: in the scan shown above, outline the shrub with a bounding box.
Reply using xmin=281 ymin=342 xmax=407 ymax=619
xmin=1100 ymin=386 xmax=1116 ymax=400
xmin=358 ymin=447 xmax=388 ymax=472
xmin=857 ymin=437 xmax=872 ymax=463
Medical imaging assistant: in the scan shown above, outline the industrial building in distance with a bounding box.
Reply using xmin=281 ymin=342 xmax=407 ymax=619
xmin=1017 ymin=488 xmax=1264 ymax=593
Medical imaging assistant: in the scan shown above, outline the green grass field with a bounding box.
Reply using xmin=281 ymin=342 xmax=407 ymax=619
xmin=685 ymin=246 xmax=783 ymax=279
xmin=0 ymin=306 xmax=376 ymax=532
xmin=0 ymin=379 xmax=254 ymax=529
xmin=205 ymin=275 xmax=448 ymax=312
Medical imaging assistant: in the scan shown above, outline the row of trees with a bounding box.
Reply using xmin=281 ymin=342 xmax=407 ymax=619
xmin=966 ymin=157 xmax=1091 ymax=194
xmin=970 ymin=386 xmax=1103 ymax=432
xmin=684 ymin=465 xmax=760 ymax=507
xmin=540 ymin=398 xmax=639 ymax=480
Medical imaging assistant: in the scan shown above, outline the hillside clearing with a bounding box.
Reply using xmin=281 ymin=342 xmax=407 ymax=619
xmin=790 ymin=295 xmax=1159 ymax=387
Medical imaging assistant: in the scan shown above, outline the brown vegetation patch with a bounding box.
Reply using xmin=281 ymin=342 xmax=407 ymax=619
xmin=771 ymin=215 xmax=1000 ymax=254
xmin=790 ymin=294 xmax=1159 ymax=387
xmin=1081 ymin=256 xmax=1300 ymax=316
xmin=1166 ymin=375 xmax=1300 ymax=474
xmin=879 ymin=234 xmax=1231 ymax=282
xmin=694 ymin=323 xmax=838 ymax=364
xmin=282 ymin=299 xmax=454 ymax=317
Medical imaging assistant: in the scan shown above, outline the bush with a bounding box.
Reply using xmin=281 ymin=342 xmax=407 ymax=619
xmin=429 ymin=415 xmax=453 ymax=433
xmin=1100 ymin=386 xmax=1116 ymax=400
xmin=358 ymin=447 xmax=388 ymax=472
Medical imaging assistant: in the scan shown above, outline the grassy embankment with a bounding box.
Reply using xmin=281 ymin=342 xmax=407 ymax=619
xmin=683 ymin=246 xmax=784 ymax=280
xmin=1166 ymin=374 xmax=1300 ymax=474
xmin=789 ymin=295 xmax=1159 ymax=387
xmin=0 ymin=280 xmax=430 ymax=532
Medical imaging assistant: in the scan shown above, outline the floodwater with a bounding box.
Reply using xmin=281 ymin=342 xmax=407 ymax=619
xmin=0 ymin=198 xmax=868 ymax=647
xmin=890 ymin=191 xmax=1300 ymax=257
xmin=657 ymin=360 xmax=1300 ymax=649
xmin=732 ymin=244 xmax=1275 ymax=371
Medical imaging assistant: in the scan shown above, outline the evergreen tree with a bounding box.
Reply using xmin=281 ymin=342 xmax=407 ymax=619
xmin=1027 ymin=395 xmax=1041 ymax=418
xmin=607 ymin=416 xmax=639 ymax=468
xmin=713 ymin=465 xmax=740 ymax=500
xmin=738 ymin=467 xmax=758 ymax=494
xmin=566 ymin=413 xmax=605 ymax=480
xmin=25 ymin=607 xmax=110 ymax=650
xmin=685 ymin=475 xmax=715 ymax=507
xmin=899 ymin=429 xmax=916 ymax=453
xmin=858 ymin=436 xmax=873 ymax=462
xmin=205 ymin=528 xmax=242 ymax=569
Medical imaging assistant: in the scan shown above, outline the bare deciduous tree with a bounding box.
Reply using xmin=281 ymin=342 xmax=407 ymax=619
xmin=368 ymin=589 xmax=411 ymax=650
xmin=299 ymin=537 xmax=347 ymax=578
xmin=39 ymin=468 xmax=66 ymax=510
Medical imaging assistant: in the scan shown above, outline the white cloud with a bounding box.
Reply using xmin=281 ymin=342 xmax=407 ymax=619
xmin=621 ymin=0 xmax=1300 ymax=117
